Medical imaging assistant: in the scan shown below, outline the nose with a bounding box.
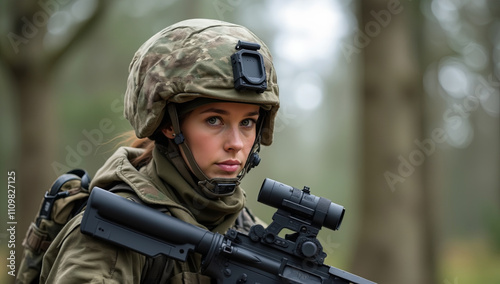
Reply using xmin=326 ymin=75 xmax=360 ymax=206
xmin=224 ymin=127 xmax=244 ymax=152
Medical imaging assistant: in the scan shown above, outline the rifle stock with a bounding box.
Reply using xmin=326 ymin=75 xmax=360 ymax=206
xmin=81 ymin=185 xmax=376 ymax=284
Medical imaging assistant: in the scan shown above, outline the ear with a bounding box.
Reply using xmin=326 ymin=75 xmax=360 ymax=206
xmin=161 ymin=126 xmax=175 ymax=139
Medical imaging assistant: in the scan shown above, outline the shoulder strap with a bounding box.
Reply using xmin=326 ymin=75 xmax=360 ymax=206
xmin=18 ymin=169 xmax=91 ymax=284
xmin=37 ymin=169 xmax=91 ymax=226
xmin=49 ymin=169 xmax=91 ymax=195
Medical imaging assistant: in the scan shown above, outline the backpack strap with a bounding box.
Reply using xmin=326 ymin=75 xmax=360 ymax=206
xmin=36 ymin=169 xmax=90 ymax=226
xmin=18 ymin=169 xmax=92 ymax=284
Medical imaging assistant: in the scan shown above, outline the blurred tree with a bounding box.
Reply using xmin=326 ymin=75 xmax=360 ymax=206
xmin=349 ymin=0 xmax=438 ymax=283
xmin=0 ymin=0 xmax=109 ymax=261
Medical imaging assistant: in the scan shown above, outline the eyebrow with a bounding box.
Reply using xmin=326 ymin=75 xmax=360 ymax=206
xmin=200 ymin=107 xmax=260 ymax=117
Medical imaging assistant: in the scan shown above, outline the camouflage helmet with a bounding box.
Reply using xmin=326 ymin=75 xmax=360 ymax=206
xmin=124 ymin=18 xmax=280 ymax=145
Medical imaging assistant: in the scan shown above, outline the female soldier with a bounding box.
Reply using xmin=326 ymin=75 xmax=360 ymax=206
xmin=39 ymin=18 xmax=279 ymax=283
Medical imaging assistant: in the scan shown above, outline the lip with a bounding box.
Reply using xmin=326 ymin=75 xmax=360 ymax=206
xmin=216 ymin=160 xmax=241 ymax=172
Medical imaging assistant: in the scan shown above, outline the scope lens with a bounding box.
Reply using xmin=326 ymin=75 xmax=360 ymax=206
xmin=325 ymin=203 xmax=345 ymax=230
xmin=258 ymin=178 xmax=345 ymax=231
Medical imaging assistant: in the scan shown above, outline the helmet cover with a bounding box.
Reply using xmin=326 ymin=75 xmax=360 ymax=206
xmin=124 ymin=18 xmax=280 ymax=145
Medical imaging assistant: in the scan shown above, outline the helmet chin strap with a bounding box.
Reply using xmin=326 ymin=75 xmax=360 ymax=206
xmin=166 ymin=104 xmax=262 ymax=198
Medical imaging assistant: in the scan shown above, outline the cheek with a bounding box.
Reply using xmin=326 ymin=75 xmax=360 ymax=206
xmin=185 ymin=131 xmax=218 ymax=163
xmin=242 ymin=134 xmax=256 ymax=153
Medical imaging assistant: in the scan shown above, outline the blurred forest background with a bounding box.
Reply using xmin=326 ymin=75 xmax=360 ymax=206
xmin=0 ymin=0 xmax=499 ymax=283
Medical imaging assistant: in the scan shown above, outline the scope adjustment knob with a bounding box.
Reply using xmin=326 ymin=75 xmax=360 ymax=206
xmin=300 ymin=241 xmax=318 ymax=258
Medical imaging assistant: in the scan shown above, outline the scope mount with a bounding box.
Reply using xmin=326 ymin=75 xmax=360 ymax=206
xmin=247 ymin=207 xmax=327 ymax=265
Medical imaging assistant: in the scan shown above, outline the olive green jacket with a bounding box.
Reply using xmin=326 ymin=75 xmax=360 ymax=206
xmin=40 ymin=147 xmax=262 ymax=283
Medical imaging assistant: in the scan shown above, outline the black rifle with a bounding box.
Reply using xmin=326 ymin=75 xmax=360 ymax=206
xmin=81 ymin=178 xmax=376 ymax=284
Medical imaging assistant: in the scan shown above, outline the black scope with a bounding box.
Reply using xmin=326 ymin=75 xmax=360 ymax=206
xmin=258 ymin=178 xmax=345 ymax=231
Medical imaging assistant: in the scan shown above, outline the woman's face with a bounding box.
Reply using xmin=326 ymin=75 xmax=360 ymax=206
xmin=164 ymin=102 xmax=260 ymax=179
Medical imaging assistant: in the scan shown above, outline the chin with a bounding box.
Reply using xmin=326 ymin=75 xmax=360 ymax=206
xmin=210 ymin=173 xmax=239 ymax=179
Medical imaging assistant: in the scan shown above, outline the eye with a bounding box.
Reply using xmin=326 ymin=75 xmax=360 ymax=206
xmin=240 ymin=118 xmax=256 ymax=128
xmin=206 ymin=116 xmax=222 ymax=126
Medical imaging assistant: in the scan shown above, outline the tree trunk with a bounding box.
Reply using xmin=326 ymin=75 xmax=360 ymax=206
xmin=0 ymin=0 xmax=109 ymax=265
xmin=13 ymin=70 xmax=58 ymax=262
xmin=350 ymin=0 xmax=437 ymax=283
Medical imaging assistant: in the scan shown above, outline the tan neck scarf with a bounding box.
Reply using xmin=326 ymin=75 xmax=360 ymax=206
xmin=146 ymin=147 xmax=245 ymax=234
